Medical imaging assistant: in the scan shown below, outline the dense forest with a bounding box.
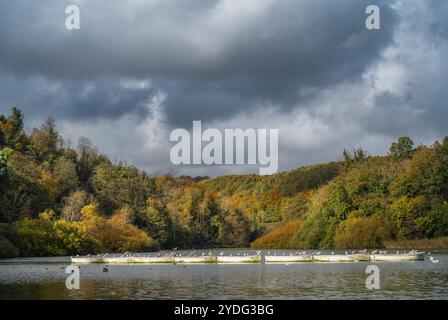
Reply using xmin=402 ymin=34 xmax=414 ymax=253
xmin=1 ymin=107 xmax=448 ymax=258
xmin=252 ymin=137 xmax=448 ymax=249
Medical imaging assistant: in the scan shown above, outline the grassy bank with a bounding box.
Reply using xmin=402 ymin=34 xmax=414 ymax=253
xmin=384 ymin=237 xmax=448 ymax=250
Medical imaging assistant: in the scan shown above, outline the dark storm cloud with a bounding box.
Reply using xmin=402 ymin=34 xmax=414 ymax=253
xmin=0 ymin=71 xmax=155 ymax=122
xmin=0 ymin=0 xmax=396 ymax=125
xmin=1 ymin=0 xmax=447 ymax=176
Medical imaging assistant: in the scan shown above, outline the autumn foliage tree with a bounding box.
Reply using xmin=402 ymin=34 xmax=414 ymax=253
xmin=1 ymin=107 xmax=448 ymax=257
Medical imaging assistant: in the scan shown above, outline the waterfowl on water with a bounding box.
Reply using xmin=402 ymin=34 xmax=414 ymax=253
xmin=429 ymin=256 xmax=439 ymax=263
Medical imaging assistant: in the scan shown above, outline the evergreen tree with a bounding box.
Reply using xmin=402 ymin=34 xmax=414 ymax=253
xmin=4 ymin=107 xmax=29 ymax=152
xmin=30 ymin=117 xmax=60 ymax=163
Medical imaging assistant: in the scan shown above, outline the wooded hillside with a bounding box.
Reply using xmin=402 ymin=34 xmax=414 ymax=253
xmin=1 ymin=108 xmax=447 ymax=257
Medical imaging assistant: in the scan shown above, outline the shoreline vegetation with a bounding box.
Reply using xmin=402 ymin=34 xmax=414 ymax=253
xmin=384 ymin=237 xmax=448 ymax=250
xmin=250 ymin=225 xmax=448 ymax=250
xmin=1 ymin=107 xmax=448 ymax=259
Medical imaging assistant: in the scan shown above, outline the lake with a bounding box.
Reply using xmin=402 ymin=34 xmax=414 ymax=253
xmin=1 ymin=249 xmax=447 ymax=299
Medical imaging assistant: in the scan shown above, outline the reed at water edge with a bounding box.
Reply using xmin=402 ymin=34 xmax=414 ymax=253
xmin=383 ymin=237 xmax=448 ymax=250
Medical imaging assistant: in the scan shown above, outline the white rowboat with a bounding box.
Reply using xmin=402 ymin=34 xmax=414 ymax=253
xmin=71 ymin=257 xmax=104 ymax=264
xmin=264 ymin=255 xmax=313 ymax=263
xmin=174 ymin=256 xmax=217 ymax=264
xmin=216 ymin=255 xmax=262 ymax=263
xmin=370 ymin=252 xmax=425 ymax=261
xmin=71 ymin=256 xmax=174 ymax=264
xmin=312 ymin=254 xmax=362 ymax=263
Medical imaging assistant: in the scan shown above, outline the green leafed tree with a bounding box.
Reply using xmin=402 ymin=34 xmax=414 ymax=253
xmin=144 ymin=196 xmax=171 ymax=247
xmin=389 ymin=136 xmax=414 ymax=159
xmin=0 ymin=152 xmax=51 ymax=222
xmin=53 ymin=157 xmax=79 ymax=197
xmin=92 ymin=162 xmax=152 ymax=216
xmin=218 ymin=208 xmax=251 ymax=247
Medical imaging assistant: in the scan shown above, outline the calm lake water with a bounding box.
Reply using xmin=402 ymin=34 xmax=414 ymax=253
xmin=1 ymin=249 xmax=447 ymax=300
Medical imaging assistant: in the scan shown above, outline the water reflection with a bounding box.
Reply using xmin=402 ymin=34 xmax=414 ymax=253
xmin=1 ymin=250 xmax=447 ymax=300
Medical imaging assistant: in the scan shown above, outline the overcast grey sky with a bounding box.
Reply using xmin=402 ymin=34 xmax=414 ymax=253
xmin=1 ymin=0 xmax=447 ymax=176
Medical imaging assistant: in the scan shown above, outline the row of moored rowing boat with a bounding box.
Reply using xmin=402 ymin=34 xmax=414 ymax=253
xmin=70 ymin=251 xmax=426 ymax=264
